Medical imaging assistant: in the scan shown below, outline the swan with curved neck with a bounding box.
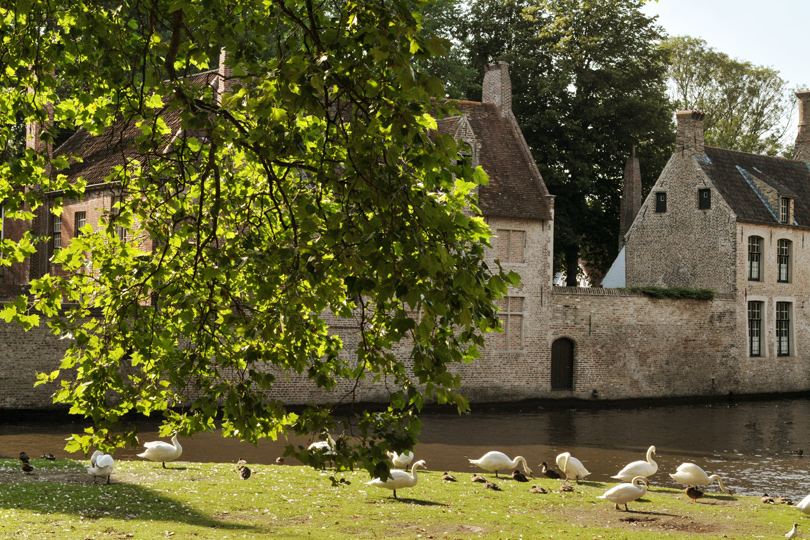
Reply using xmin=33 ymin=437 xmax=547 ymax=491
xmin=556 ymin=452 xmax=590 ymax=482
xmin=598 ymin=476 xmax=649 ymax=511
xmin=366 ymin=460 xmax=427 ymax=499
xmin=137 ymin=434 xmax=182 ymax=468
xmin=612 ymin=445 xmax=658 ymax=481
xmin=669 ymin=463 xmax=731 ymax=493
xmin=469 ymin=451 xmax=533 ymax=478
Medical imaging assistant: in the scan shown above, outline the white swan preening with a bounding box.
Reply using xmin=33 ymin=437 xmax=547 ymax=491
xmin=598 ymin=476 xmax=649 ymax=511
xmin=669 ymin=463 xmax=730 ymax=493
xmin=556 ymin=452 xmax=590 ymax=482
xmin=137 ymin=434 xmax=183 ymax=468
xmin=366 ymin=460 xmax=427 ymax=499
xmin=612 ymin=445 xmax=658 ymax=481
xmin=387 ymin=450 xmax=414 ymax=469
xmin=307 ymin=433 xmax=336 ymax=455
xmin=88 ymin=450 xmax=115 ymax=484
xmin=469 ymin=451 xmax=533 ymax=478
xmin=795 ymin=493 xmax=810 ymax=514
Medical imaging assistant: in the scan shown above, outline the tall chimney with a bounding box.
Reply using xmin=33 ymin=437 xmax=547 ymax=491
xmin=619 ymin=145 xmax=641 ymax=249
xmin=216 ymin=48 xmax=232 ymax=107
xmin=675 ymin=110 xmax=705 ymax=156
xmin=482 ymin=62 xmax=512 ymax=118
xmin=794 ymin=91 xmax=810 ymax=162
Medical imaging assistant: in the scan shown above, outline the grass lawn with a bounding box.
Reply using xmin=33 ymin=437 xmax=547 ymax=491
xmin=0 ymin=457 xmax=804 ymax=539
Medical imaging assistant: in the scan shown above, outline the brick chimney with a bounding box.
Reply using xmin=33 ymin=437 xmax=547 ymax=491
xmin=619 ymin=145 xmax=641 ymax=249
xmin=794 ymin=91 xmax=810 ymax=162
xmin=675 ymin=110 xmax=705 ymax=156
xmin=216 ymin=48 xmax=232 ymax=107
xmin=482 ymin=62 xmax=512 ymax=118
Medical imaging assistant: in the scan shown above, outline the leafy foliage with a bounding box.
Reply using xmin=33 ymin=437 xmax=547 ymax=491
xmin=455 ymin=0 xmax=674 ymax=283
xmin=625 ymin=287 xmax=715 ymax=301
xmin=663 ymin=35 xmax=796 ymax=157
xmin=0 ymin=0 xmax=516 ymax=476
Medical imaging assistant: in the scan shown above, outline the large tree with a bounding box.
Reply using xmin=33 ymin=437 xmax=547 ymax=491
xmin=663 ymin=35 xmax=795 ymax=157
xmin=0 ymin=0 xmax=514 ymax=476
xmin=459 ymin=0 xmax=673 ymax=284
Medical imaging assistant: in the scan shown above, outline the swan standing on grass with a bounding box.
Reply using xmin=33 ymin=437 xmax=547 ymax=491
xmin=387 ymin=451 xmax=414 ymax=469
xmin=87 ymin=450 xmax=115 ymax=484
xmin=556 ymin=452 xmax=590 ymax=482
xmin=137 ymin=433 xmax=183 ymax=468
xmin=366 ymin=460 xmax=427 ymax=499
xmin=669 ymin=463 xmax=731 ymax=493
xmin=612 ymin=445 xmax=658 ymax=481
xmin=598 ymin=476 xmax=648 ymax=511
xmin=794 ymin=493 xmax=810 ymax=514
xmin=469 ymin=451 xmax=533 ymax=478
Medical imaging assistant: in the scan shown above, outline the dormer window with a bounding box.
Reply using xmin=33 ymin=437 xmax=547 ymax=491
xmin=779 ymin=197 xmax=791 ymax=224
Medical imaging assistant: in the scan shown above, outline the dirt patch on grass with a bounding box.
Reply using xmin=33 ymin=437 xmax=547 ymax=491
xmin=0 ymin=467 xmax=92 ymax=485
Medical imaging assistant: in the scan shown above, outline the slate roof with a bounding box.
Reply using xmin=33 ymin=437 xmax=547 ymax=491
xmin=437 ymin=101 xmax=552 ymax=221
xmin=698 ymin=146 xmax=810 ymax=227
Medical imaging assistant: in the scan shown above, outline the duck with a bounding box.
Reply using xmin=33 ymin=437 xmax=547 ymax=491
xmin=366 ymin=460 xmax=427 ymax=499
xmin=555 ymin=452 xmax=590 ymax=482
xmin=41 ymin=453 xmax=56 ymax=460
xmin=137 ymin=433 xmax=183 ymax=468
xmin=387 ymin=451 xmax=415 ymax=469
xmin=686 ymin=486 xmax=704 ymax=503
xmin=19 ymin=452 xmax=30 ymax=463
xmin=669 ymin=463 xmax=731 ymax=493
xmin=778 ymin=496 xmax=795 ymax=505
xmin=786 ymin=523 xmax=799 ymax=539
xmin=275 ymin=457 xmax=285 ymax=465
xmin=238 ymin=465 xmax=251 ymax=480
xmin=761 ymin=493 xmax=776 ymax=504
xmin=560 ymin=482 xmax=574 ymax=492
xmin=471 ymin=474 xmax=487 ymax=483
xmin=611 ymin=445 xmax=658 ymax=481
xmin=87 ymin=450 xmax=115 ymax=484
xmin=21 ymin=462 xmax=33 ymax=474
xmin=598 ymin=476 xmax=648 ymax=511
xmin=469 ymin=451 xmax=533 ymax=478
xmin=539 ymin=461 xmax=561 ymax=479
xmin=794 ymin=493 xmax=810 ymax=514
xmin=529 ymin=485 xmax=548 ymax=494
xmin=484 ymin=481 xmax=501 ymax=491
xmin=441 ymin=472 xmax=457 ymax=482
xmin=512 ymin=469 xmax=529 ymax=482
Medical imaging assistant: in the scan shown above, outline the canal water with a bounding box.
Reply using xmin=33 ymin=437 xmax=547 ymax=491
xmin=2 ymin=397 xmax=810 ymax=498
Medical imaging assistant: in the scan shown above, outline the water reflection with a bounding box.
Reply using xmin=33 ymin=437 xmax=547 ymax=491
xmin=2 ymin=398 xmax=810 ymax=497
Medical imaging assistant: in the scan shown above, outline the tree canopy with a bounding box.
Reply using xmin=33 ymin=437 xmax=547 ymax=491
xmin=663 ymin=35 xmax=795 ymax=157
xmin=0 ymin=0 xmax=515 ymax=477
xmin=456 ymin=0 xmax=673 ymax=283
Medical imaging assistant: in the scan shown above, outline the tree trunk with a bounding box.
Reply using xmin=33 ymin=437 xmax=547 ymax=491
xmin=565 ymin=248 xmax=579 ymax=287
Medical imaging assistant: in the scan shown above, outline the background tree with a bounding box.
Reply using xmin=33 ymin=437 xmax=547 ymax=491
xmin=458 ymin=0 xmax=674 ymax=283
xmin=663 ymin=35 xmax=795 ymax=157
xmin=0 ymin=0 xmax=515 ymax=477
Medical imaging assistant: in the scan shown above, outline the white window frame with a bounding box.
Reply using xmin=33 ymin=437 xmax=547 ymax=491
xmin=747 ymin=236 xmax=762 ymax=281
xmin=775 ymin=300 xmax=794 ymax=357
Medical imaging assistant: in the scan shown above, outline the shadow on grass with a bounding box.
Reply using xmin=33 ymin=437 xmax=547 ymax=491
xmin=373 ymin=497 xmax=450 ymax=506
xmin=0 ymin=459 xmax=263 ymax=533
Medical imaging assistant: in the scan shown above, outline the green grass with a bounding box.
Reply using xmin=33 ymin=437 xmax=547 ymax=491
xmin=0 ymin=458 xmax=803 ymax=539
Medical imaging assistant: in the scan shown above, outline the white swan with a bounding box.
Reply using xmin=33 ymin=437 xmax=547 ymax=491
xmin=387 ymin=450 xmax=414 ymax=469
xmin=307 ymin=433 xmax=336 ymax=455
xmin=366 ymin=460 xmax=427 ymax=499
xmin=598 ymin=476 xmax=648 ymax=511
xmin=87 ymin=450 xmax=115 ymax=484
xmin=612 ymin=445 xmax=658 ymax=481
xmin=556 ymin=452 xmax=590 ymax=482
xmin=468 ymin=451 xmax=533 ymax=478
xmin=795 ymin=493 xmax=810 ymax=514
xmin=669 ymin=463 xmax=730 ymax=493
xmin=137 ymin=433 xmax=183 ymax=468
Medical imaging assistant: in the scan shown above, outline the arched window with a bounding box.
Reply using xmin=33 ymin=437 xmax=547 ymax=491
xmin=551 ymin=338 xmax=575 ymax=390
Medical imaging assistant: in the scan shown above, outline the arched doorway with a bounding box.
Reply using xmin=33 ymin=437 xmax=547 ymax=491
xmin=551 ymin=338 xmax=575 ymax=390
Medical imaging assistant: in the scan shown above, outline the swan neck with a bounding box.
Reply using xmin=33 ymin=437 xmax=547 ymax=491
xmin=710 ymin=474 xmax=729 ymax=493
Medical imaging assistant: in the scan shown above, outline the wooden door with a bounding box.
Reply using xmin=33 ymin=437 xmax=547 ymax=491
xmin=551 ymin=338 xmax=574 ymax=390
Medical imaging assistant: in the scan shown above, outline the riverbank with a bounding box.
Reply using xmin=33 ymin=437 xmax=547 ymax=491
xmin=0 ymin=458 xmax=803 ymax=539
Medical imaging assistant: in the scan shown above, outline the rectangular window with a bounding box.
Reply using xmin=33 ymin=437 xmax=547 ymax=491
xmin=780 ymin=198 xmax=790 ymax=224
xmin=112 ymin=195 xmax=127 ymax=242
xmin=698 ymin=188 xmax=711 ymax=210
xmin=495 ymin=229 xmax=525 ymax=263
xmin=52 ymin=215 xmax=61 ymax=253
xmin=776 ymin=302 xmax=791 ymax=356
xmin=492 ymin=296 xmax=524 ymax=351
xmin=777 ymin=239 xmax=791 ymax=283
xmin=748 ymin=236 xmax=761 ymax=281
xmin=748 ymin=301 xmax=762 ymax=357
xmin=75 ymin=211 xmax=86 ymax=237
xmin=655 ymin=192 xmax=667 ymax=213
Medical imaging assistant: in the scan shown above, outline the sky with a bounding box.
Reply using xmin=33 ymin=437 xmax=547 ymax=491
xmin=641 ymin=0 xmax=808 ymax=91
